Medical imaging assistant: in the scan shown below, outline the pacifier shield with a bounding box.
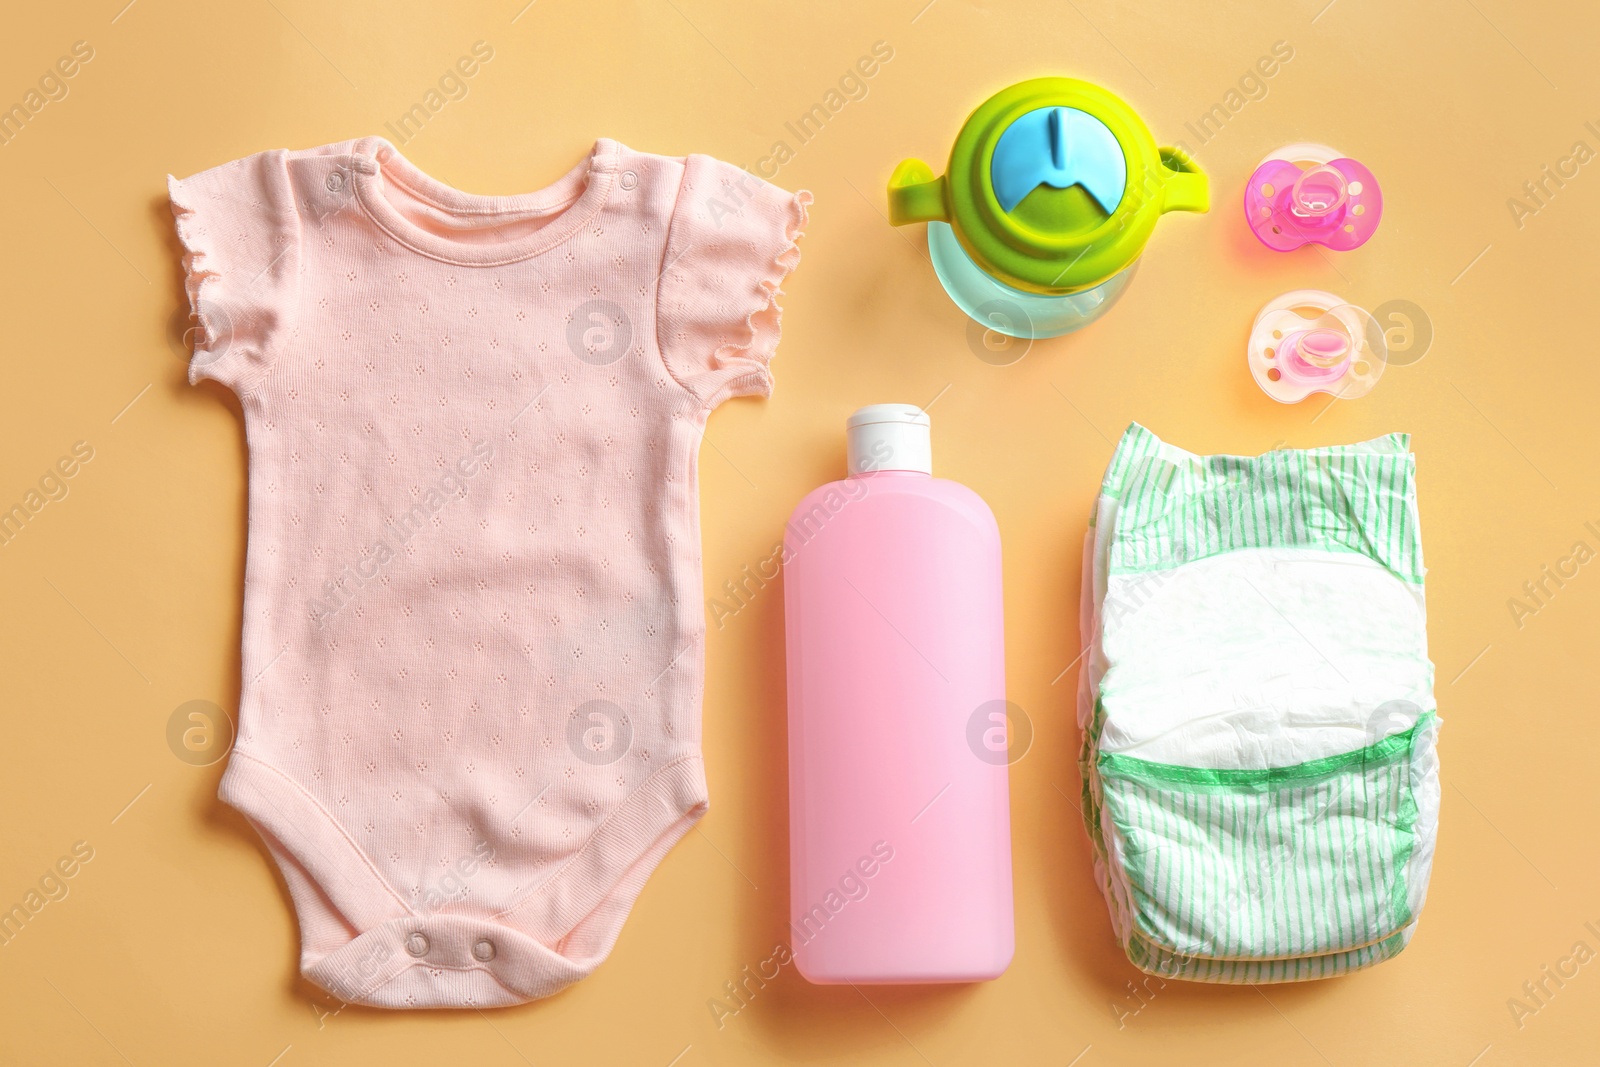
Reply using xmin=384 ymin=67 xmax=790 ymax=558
xmin=1248 ymin=290 xmax=1387 ymax=404
xmin=1244 ymin=145 xmax=1382 ymax=252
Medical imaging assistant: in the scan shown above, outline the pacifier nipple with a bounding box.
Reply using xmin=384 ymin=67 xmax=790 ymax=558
xmin=1290 ymin=165 xmax=1348 ymax=218
xmin=1276 ymin=327 xmax=1352 ymax=384
xmin=1244 ymin=144 xmax=1381 ymax=251
xmin=1249 ymin=291 xmax=1386 ymax=403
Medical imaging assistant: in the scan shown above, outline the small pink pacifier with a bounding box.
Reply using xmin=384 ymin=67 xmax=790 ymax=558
xmin=1248 ymin=290 xmax=1387 ymax=404
xmin=1244 ymin=144 xmax=1381 ymax=252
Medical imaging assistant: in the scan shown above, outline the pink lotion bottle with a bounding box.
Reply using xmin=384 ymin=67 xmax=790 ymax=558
xmin=783 ymin=404 xmax=1014 ymax=984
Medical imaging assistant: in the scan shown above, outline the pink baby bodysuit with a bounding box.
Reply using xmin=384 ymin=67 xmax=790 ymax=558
xmin=169 ymin=136 xmax=808 ymax=1008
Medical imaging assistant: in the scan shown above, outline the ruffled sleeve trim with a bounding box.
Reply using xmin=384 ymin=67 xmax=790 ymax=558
xmin=700 ymin=188 xmax=810 ymax=408
xmin=167 ymin=151 xmax=300 ymax=394
xmin=656 ymin=155 xmax=812 ymax=409
xmin=169 ymin=174 xmax=230 ymax=385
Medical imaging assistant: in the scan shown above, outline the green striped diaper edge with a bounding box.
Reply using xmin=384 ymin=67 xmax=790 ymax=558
xmin=1095 ymin=712 xmax=1435 ymax=969
xmin=1094 ymin=423 xmax=1425 ymax=585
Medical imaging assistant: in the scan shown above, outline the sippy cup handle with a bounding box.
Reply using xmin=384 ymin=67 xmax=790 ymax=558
xmin=1158 ymin=148 xmax=1209 ymax=214
xmin=888 ymin=158 xmax=951 ymax=225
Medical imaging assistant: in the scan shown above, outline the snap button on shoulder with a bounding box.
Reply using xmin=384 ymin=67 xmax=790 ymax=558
xmin=405 ymin=931 xmax=430 ymax=957
xmin=619 ymin=170 xmax=638 ymax=191
xmin=472 ymin=938 xmax=496 ymax=962
xmin=326 ymin=171 xmax=346 ymax=193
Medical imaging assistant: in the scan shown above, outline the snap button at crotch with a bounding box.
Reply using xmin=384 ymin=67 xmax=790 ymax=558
xmin=400 ymin=921 xmax=500 ymax=969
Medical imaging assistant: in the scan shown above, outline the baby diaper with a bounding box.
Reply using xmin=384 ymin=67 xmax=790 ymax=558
xmin=1077 ymin=424 xmax=1440 ymax=982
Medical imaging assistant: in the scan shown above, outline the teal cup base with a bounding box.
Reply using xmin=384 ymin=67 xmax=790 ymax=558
xmin=928 ymin=221 xmax=1138 ymax=339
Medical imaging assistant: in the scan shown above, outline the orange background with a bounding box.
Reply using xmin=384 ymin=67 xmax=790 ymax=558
xmin=2 ymin=1 xmax=1597 ymax=1064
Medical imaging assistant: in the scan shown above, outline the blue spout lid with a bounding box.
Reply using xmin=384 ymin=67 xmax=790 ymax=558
xmin=990 ymin=106 xmax=1127 ymax=214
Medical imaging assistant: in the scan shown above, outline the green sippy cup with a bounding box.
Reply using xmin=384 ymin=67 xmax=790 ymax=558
xmin=889 ymin=78 xmax=1208 ymax=339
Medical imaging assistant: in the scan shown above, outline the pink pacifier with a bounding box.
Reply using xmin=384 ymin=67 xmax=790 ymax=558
xmin=1248 ymin=290 xmax=1386 ymax=404
xmin=1244 ymin=144 xmax=1381 ymax=251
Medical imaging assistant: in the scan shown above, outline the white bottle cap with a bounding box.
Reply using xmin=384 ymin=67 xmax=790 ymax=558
xmin=846 ymin=404 xmax=932 ymax=476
